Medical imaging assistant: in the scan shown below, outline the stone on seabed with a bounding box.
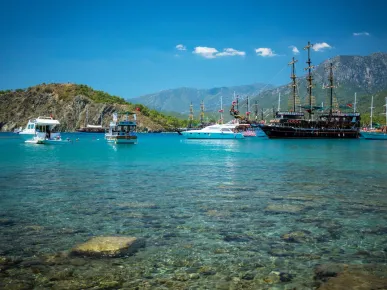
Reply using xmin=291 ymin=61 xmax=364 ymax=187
xmin=71 ymin=236 xmax=144 ymax=257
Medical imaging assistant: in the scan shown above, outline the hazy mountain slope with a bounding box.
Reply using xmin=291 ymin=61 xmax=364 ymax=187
xmin=130 ymin=83 xmax=275 ymax=114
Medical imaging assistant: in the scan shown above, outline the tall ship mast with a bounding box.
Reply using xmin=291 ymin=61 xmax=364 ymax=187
xmin=188 ymin=102 xmax=194 ymax=128
xmin=200 ymin=100 xmax=205 ymax=124
xmin=288 ymin=57 xmax=300 ymax=112
xmin=259 ymin=41 xmax=361 ymax=139
xmin=304 ymin=41 xmax=315 ymax=119
xmin=218 ymin=96 xmax=224 ymax=124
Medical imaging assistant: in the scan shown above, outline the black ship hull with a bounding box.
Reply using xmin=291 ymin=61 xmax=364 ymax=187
xmin=76 ymin=128 xmax=106 ymax=133
xmin=260 ymin=125 xmax=360 ymax=139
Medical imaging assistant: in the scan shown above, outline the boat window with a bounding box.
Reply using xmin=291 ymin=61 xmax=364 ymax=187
xmin=221 ymin=128 xmax=231 ymax=132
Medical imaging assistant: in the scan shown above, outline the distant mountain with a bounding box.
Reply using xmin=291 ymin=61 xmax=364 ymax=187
xmin=131 ymin=53 xmax=387 ymax=119
xmin=246 ymin=52 xmax=387 ymax=113
xmin=130 ymin=83 xmax=275 ymax=115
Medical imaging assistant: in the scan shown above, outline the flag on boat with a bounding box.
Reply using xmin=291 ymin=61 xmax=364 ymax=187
xmin=136 ymin=107 xmax=141 ymax=111
xmin=346 ymin=103 xmax=353 ymax=108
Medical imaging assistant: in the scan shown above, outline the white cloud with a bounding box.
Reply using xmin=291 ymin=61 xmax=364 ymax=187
xmin=312 ymin=42 xmax=332 ymax=52
xmin=255 ymin=48 xmax=277 ymax=57
xmin=193 ymin=46 xmax=218 ymax=58
xmin=192 ymin=47 xmax=245 ymax=58
xmin=176 ymin=44 xmax=187 ymax=51
xmin=216 ymin=48 xmax=246 ymax=57
xmin=289 ymin=45 xmax=300 ymax=55
xmin=353 ymin=32 xmax=370 ymax=36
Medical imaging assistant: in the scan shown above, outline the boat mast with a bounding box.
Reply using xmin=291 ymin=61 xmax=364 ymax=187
xmin=370 ymin=96 xmax=374 ymax=129
xmin=189 ymin=102 xmax=194 ymax=128
xmin=86 ymin=107 xmax=89 ymax=127
xmin=289 ymin=57 xmax=298 ymax=112
xmin=246 ymin=96 xmax=250 ymax=120
xmin=277 ymin=92 xmax=281 ymax=112
xmin=200 ymin=100 xmax=204 ymax=124
xmin=328 ymin=63 xmax=334 ymax=115
xmin=304 ymin=41 xmax=314 ymax=119
xmin=219 ymin=96 xmax=224 ymax=124
xmin=354 ymin=92 xmax=357 ymax=113
xmin=385 ymin=97 xmax=387 ymax=126
xmin=254 ymin=100 xmax=258 ymax=121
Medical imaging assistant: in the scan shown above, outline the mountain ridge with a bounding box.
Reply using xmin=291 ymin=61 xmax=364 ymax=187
xmin=131 ymin=52 xmax=387 ymax=117
xmin=0 ymin=83 xmax=188 ymax=132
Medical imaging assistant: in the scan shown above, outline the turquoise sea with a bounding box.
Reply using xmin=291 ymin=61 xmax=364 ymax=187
xmin=1 ymin=132 xmax=387 ymax=289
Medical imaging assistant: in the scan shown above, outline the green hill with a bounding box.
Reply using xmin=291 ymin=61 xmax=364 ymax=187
xmin=0 ymin=83 xmax=189 ymax=132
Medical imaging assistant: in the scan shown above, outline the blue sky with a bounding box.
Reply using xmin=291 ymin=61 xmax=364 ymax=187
xmin=0 ymin=0 xmax=386 ymax=98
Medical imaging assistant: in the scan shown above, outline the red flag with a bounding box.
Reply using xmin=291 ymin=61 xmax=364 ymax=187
xmin=346 ymin=103 xmax=353 ymax=108
xmin=136 ymin=107 xmax=141 ymax=111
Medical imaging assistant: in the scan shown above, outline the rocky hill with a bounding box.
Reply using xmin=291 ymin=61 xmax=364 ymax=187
xmin=0 ymin=83 xmax=186 ymax=132
xmin=130 ymin=83 xmax=275 ymax=114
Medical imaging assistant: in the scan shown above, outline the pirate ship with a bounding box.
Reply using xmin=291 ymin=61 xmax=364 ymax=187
xmin=259 ymin=41 xmax=361 ymax=139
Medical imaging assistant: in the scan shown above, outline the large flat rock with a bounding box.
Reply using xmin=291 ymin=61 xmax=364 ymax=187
xmin=71 ymin=236 xmax=144 ymax=258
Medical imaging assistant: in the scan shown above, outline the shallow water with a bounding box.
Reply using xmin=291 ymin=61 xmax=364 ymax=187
xmin=1 ymin=132 xmax=387 ymax=289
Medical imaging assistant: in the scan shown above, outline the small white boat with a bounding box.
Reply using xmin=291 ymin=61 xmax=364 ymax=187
xmin=181 ymin=123 xmax=244 ymax=139
xmin=20 ymin=116 xmax=63 ymax=144
xmin=105 ymin=112 xmax=138 ymax=144
xmin=20 ymin=116 xmax=61 ymax=140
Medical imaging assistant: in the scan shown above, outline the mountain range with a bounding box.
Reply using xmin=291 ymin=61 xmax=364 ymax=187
xmin=131 ymin=52 xmax=387 ymax=119
xmin=130 ymin=83 xmax=275 ymax=115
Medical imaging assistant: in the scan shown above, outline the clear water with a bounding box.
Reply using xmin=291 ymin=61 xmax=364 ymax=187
xmin=1 ymin=132 xmax=387 ymax=289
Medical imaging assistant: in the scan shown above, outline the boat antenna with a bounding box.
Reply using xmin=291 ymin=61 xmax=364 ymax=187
xmin=236 ymin=94 xmax=239 ymax=112
xmin=304 ymin=41 xmax=314 ymax=119
xmin=200 ymin=100 xmax=204 ymax=124
xmin=370 ymin=95 xmax=374 ymax=129
xmin=288 ymin=57 xmax=298 ymax=112
xmin=261 ymin=108 xmax=264 ymax=121
xmin=189 ymin=102 xmax=194 ymax=128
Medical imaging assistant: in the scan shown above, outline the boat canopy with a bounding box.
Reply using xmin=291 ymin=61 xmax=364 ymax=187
xmin=33 ymin=117 xmax=60 ymax=126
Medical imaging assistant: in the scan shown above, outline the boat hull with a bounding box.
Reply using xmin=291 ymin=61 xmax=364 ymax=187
xmin=181 ymin=132 xmax=244 ymax=139
xmin=106 ymin=135 xmax=137 ymax=144
xmin=260 ymin=125 xmax=360 ymax=139
xmin=76 ymin=128 xmax=106 ymax=133
xmin=361 ymin=131 xmax=387 ymax=140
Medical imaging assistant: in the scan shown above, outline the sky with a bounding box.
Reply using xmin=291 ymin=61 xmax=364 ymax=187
xmin=0 ymin=0 xmax=386 ymax=98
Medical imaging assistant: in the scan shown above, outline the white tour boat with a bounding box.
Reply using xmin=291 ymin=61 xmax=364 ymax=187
xmin=20 ymin=116 xmax=63 ymax=144
xmin=181 ymin=122 xmax=244 ymax=139
xmin=105 ymin=112 xmax=138 ymax=144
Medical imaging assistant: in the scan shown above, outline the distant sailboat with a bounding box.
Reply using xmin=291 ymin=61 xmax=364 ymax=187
xmin=361 ymin=96 xmax=387 ymax=140
xmin=76 ymin=108 xmax=106 ymax=133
